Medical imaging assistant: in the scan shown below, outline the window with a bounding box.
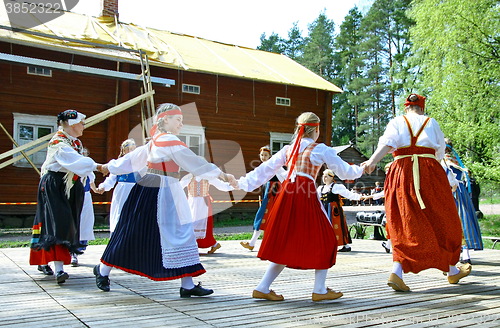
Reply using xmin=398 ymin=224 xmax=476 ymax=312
xmin=276 ymin=97 xmax=291 ymax=106
xmin=269 ymin=132 xmax=293 ymax=154
xmin=13 ymin=113 xmax=56 ymax=167
xmin=27 ymin=66 xmax=52 ymax=77
xmin=177 ymin=124 xmax=205 ymax=156
xmin=182 ymin=84 xmax=201 ymax=94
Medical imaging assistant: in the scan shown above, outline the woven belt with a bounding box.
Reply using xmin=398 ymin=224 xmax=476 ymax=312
xmin=393 ymin=153 xmax=436 ymax=210
xmin=147 ymin=168 xmax=180 ymax=179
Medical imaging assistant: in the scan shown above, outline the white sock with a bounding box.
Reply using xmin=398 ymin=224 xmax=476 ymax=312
xmin=249 ymin=230 xmax=262 ymax=247
xmin=386 ymin=239 xmax=392 ymax=249
xmin=53 ymin=261 xmax=63 ymax=273
xmin=392 ymin=262 xmax=403 ymax=279
xmin=313 ymin=269 xmax=328 ymax=294
xmin=448 ymin=265 xmax=460 ymax=276
xmin=255 ymin=262 xmax=285 ymax=293
xmin=462 ymin=247 xmax=471 ymax=261
xmin=99 ymin=263 xmax=112 ymax=277
xmin=181 ymin=276 xmax=195 ymax=289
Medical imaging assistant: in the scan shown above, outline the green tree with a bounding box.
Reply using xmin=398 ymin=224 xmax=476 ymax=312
xmin=407 ymin=0 xmax=500 ymax=181
xmin=283 ymin=22 xmax=304 ymax=60
xmin=257 ymin=32 xmax=285 ymax=54
xmin=301 ymin=11 xmax=336 ymax=80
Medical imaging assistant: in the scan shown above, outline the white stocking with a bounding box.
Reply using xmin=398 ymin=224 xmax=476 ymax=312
xmin=255 ymin=262 xmax=285 ymax=293
xmin=99 ymin=263 xmax=112 ymax=277
xmin=313 ymin=269 xmax=328 ymax=294
xmin=392 ymin=261 xmax=403 ymax=279
xmin=53 ymin=261 xmax=63 ymax=273
xmin=448 ymin=265 xmax=460 ymax=276
xmin=181 ymin=276 xmax=195 ymax=289
xmin=249 ymin=230 xmax=262 ymax=247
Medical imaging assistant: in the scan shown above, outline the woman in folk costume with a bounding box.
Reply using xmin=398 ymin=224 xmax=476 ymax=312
xmin=180 ymin=173 xmax=233 ymax=254
xmin=317 ymin=169 xmax=367 ymax=252
xmin=97 ymin=139 xmax=139 ymax=235
xmin=443 ymin=139 xmax=483 ymax=264
xmin=94 ymin=103 xmax=235 ymax=298
xmin=236 ymin=112 xmax=363 ymax=301
xmin=362 ymin=94 xmax=471 ymax=292
xmin=240 ymin=145 xmax=286 ymax=251
xmin=30 ymin=110 xmax=104 ymax=284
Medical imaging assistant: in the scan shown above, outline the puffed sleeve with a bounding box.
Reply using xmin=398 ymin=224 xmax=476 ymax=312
xmin=98 ymin=174 xmax=118 ymax=191
xmin=107 ymin=144 xmax=148 ymax=175
xmin=54 ymin=145 xmax=97 ymax=176
xmin=312 ymin=144 xmax=363 ymax=181
xmin=238 ymin=146 xmax=288 ymax=192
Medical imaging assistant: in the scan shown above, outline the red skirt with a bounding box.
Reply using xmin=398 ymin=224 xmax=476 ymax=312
xmin=258 ymin=176 xmax=337 ymax=269
xmin=197 ymin=198 xmax=216 ymax=248
xmin=329 ymin=202 xmax=352 ymax=246
xmin=385 ymin=157 xmax=462 ymax=273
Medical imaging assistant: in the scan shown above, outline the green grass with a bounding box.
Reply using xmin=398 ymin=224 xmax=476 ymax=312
xmin=480 ymin=214 xmax=500 ymax=249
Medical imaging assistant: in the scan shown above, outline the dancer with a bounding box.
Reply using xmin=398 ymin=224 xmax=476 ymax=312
xmin=240 ymin=145 xmax=286 ymax=251
xmin=97 ymin=139 xmax=138 ymax=234
xmin=362 ymin=94 xmax=471 ymax=292
xmin=180 ymin=173 xmax=233 ymax=254
xmin=317 ymin=169 xmax=367 ymax=252
xmin=443 ymin=139 xmax=483 ymax=264
xmin=235 ymin=112 xmax=363 ymax=301
xmin=94 ymin=103 xmax=235 ymax=298
xmin=30 ymin=110 xmax=105 ymax=284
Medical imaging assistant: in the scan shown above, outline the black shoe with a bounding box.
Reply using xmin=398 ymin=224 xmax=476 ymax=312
xmin=93 ymin=264 xmax=110 ymax=292
xmin=382 ymin=242 xmax=391 ymax=253
xmin=56 ymin=271 xmax=69 ymax=284
xmin=38 ymin=265 xmax=54 ymax=275
xmin=338 ymin=246 xmax=351 ymax=252
xmin=460 ymin=259 xmax=472 ymax=265
xmin=179 ymin=283 xmax=213 ymax=298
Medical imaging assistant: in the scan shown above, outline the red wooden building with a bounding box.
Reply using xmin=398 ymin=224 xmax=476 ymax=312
xmin=0 ymin=1 xmax=345 ymax=218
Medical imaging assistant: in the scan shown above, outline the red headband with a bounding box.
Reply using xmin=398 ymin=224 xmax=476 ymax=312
xmin=404 ymin=94 xmax=426 ymax=110
xmin=149 ymin=109 xmax=183 ymax=136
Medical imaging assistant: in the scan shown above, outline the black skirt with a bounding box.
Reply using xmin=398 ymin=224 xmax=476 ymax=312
xmin=30 ymin=171 xmax=84 ymax=254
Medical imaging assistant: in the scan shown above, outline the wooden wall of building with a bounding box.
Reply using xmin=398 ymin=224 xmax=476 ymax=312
xmin=0 ymin=41 xmax=335 ymax=215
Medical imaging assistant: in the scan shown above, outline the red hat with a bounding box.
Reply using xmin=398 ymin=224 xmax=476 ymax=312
xmin=404 ymin=94 xmax=426 ymax=110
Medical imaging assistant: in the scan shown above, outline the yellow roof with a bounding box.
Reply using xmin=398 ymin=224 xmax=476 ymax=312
xmin=0 ymin=10 xmax=342 ymax=92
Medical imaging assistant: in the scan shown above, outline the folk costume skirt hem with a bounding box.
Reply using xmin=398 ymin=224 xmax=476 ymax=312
xmin=101 ymin=175 xmax=205 ymax=281
xmin=258 ymin=176 xmax=337 ymax=270
xmin=385 ymin=157 xmax=462 ymax=274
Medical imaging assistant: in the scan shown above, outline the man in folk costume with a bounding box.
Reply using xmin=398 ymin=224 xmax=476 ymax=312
xmin=362 ymin=94 xmax=471 ymax=292
xmin=236 ymin=112 xmax=364 ymax=301
xmin=180 ymin=173 xmax=233 ymax=254
xmin=30 ymin=110 xmax=105 ymax=283
xmin=94 ymin=103 xmax=236 ymax=297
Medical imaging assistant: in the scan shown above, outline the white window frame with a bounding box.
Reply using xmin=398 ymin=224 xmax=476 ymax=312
xmin=178 ymin=124 xmax=206 ymax=157
xmin=270 ymin=132 xmax=293 ymax=154
xmin=275 ymin=97 xmax=291 ymax=106
xmin=27 ymin=65 xmax=52 ymax=77
xmin=182 ymin=83 xmax=201 ymax=95
xmin=12 ymin=113 xmax=57 ymax=167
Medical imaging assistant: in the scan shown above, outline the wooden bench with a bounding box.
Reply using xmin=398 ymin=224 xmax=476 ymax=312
xmin=483 ymin=236 xmax=500 ymax=249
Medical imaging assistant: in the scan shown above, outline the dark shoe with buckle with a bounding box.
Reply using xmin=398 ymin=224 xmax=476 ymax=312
xmin=56 ymin=271 xmax=69 ymax=284
xmin=180 ymin=282 xmax=213 ymax=298
xmin=38 ymin=265 xmax=54 ymax=275
xmin=382 ymin=242 xmax=391 ymax=253
xmin=93 ymin=264 xmax=110 ymax=292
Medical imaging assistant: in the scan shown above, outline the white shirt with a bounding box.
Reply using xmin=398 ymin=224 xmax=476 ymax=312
xmin=317 ymin=183 xmax=362 ymax=201
xmin=238 ymin=138 xmax=363 ymax=192
xmin=42 ymin=144 xmax=97 ymax=176
xmin=378 ymin=113 xmax=446 ymax=160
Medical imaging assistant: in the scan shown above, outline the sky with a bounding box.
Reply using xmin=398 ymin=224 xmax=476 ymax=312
xmin=72 ymin=0 xmax=373 ymax=49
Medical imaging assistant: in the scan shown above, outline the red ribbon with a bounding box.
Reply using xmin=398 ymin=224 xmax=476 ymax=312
xmin=285 ymin=122 xmax=319 ymax=180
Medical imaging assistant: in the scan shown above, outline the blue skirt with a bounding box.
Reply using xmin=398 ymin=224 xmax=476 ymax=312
xmin=101 ymin=174 xmax=205 ymax=280
xmin=455 ymin=183 xmax=483 ymax=250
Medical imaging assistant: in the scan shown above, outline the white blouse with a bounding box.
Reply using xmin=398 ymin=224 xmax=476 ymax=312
xmin=238 ymin=138 xmax=363 ymax=192
xmin=378 ymin=113 xmax=446 ymax=160
xmin=42 ymin=144 xmax=97 ymax=177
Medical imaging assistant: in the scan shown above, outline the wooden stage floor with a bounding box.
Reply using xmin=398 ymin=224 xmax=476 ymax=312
xmin=1 ymin=239 xmax=499 ymax=327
